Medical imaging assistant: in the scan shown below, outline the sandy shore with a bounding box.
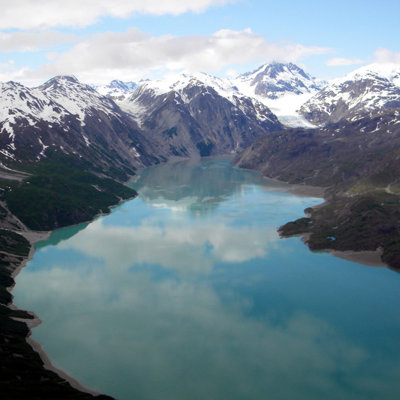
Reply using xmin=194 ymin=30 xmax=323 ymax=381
xmin=260 ymin=176 xmax=326 ymax=198
xmin=9 ymin=304 xmax=102 ymax=396
xmin=8 ymin=229 xmax=105 ymax=397
xmin=27 ymin=336 xmax=102 ymax=396
xmin=297 ymin=233 xmax=388 ymax=268
xmin=261 ymin=175 xmax=390 ymax=269
xmin=329 ymin=249 xmax=386 ymax=267
xmin=5 ymin=207 xmax=130 ymax=397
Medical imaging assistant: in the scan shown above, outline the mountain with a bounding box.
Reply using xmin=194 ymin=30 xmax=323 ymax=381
xmin=300 ymin=63 xmax=400 ymax=125
xmin=234 ymin=62 xmax=323 ymax=99
xmin=0 ymin=71 xmax=286 ymax=175
xmin=94 ymin=63 xmax=326 ymax=129
xmin=120 ymin=73 xmax=283 ymax=160
xmin=230 ymin=62 xmax=324 ymax=127
xmin=232 ymin=106 xmax=400 ymax=269
xmin=0 ymin=76 xmax=155 ymax=178
xmin=233 ymin=108 xmax=400 ymax=188
xmin=94 ymin=80 xmax=138 ymax=101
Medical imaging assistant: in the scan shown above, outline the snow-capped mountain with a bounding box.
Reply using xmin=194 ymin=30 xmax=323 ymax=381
xmin=234 ymin=62 xmax=323 ymax=99
xmin=231 ymin=62 xmax=324 ymax=127
xmin=94 ymin=64 xmax=327 ymax=129
xmin=2 ymin=61 xmax=399 ymax=177
xmin=0 ymin=70 xmax=285 ymax=173
xmin=40 ymin=75 xmax=123 ymax=125
xmin=300 ymin=63 xmax=400 ymax=125
xmin=94 ymin=80 xmax=138 ymax=101
xmin=120 ymin=72 xmax=283 ymax=159
xmin=0 ymin=76 xmax=154 ymax=176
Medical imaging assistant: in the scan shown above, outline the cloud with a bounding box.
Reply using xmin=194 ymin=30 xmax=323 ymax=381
xmin=23 ymin=28 xmax=331 ymax=83
xmin=0 ymin=0 xmax=235 ymax=29
xmin=326 ymin=57 xmax=364 ymax=67
xmin=0 ymin=30 xmax=76 ymax=52
xmin=373 ymin=48 xmax=400 ymax=64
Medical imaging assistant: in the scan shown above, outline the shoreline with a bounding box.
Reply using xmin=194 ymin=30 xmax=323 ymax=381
xmin=329 ymin=248 xmax=386 ymax=267
xmin=3 ymin=194 xmax=138 ymax=399
xmin=265 ymin=177 xmax=390 ymax=269
xmin=260 ymin=176 xmax=327 ymax=198
xmin=27 ymin=337 xmax=102 ymax=396
xmin=3 ymin=158 xmax=392 ymax=398
xmin=235 ymin=164 xmax=327 ymax=199
xmin=296 ymin=231 xmax=388 ymax=269
xmin=236 ymin=163 xmax=396 ymax=270
xmin=8 ymin=230 xmax=103 ymax=397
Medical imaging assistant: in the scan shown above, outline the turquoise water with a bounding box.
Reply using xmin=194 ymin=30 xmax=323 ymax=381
xmin=13 ymin=158 xmax=400 ymax=400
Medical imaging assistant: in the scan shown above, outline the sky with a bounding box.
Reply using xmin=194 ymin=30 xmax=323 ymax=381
xmin=0 ymin=0 xmax=399 ymax=85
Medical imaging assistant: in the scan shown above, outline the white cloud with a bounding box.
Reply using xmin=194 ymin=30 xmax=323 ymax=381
xmin=22 ymin=28 xmax=330 ymax=84
xmin=0 ymin=0 xmax=235 ymax=29
xmin=373 ymin=48 xmax=400 ymax=64
xmin=326 ymin=57 xmax=363 ymax=67
xmin=0 ymin=30 xmax=76 ymax=52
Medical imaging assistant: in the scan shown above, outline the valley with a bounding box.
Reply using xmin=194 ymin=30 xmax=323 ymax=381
xmin=1 ymin=60 xmax=400 ymax=398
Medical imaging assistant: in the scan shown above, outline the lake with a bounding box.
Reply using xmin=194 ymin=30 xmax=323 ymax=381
xmin=13 ymin=158 xmax=400 ymax=400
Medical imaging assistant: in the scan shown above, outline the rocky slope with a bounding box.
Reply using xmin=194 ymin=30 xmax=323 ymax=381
xmin=234 ymin=62 xmax=323 ymax=99
xmin=0 ymin=70 xmax=291 ymax=175
xmin=120 ymin=73 xmax=283 ymax=160
xmin=0 ymin=76 xmax=157 ymax=179
xmin=233 ymin=108 xmax=400 ymax=269
xmin=234 ymin=108 xmax=400 ymax=187
xmin=98 ymin=63 xmax=326 ymax=129
xmin=300 ymin=63 xmax=400 ymax=125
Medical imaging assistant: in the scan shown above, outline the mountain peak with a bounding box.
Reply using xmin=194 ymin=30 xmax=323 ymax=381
xmin=300 ymin=62 xmax=400 ymax=125
xmin=39 ymin=75 xmax=86 ymax=93
xmin=241 ymin=62 xmax=308 ymax=79
xmin=93 ymin=80 xmax=138 ymax=100
xmin=340 ymin=63 xmax=400 ymax=87
xmin=235 ymin=62 xmax=322 ymax=100
xmin=47 ymin=75 xmax=80 ymax=85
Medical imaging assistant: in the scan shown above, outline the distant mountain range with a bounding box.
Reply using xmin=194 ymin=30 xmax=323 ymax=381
xmin=1 ymin=61 xmax=400 ymax=179
xmin=92 ymin=61 xmax=400 ymax=129
xmin=229 ymin=62 xmax=400 ymax=270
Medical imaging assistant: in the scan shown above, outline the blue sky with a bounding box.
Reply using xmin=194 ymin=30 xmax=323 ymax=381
xmin=0 ymin=0 xmax=399 ymax=85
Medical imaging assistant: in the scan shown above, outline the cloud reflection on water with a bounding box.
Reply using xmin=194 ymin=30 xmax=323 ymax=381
xmin=17 ymin=260 xmax=391 ymax=400
xmin=57 ymin=218 xmax=278 ymax=274
xmin=13 ymin=158 xmax=400 ymax=400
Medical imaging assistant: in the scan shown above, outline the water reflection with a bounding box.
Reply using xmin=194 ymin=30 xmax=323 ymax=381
xmin=13 ymin=158 xmax=400 ymax=400
xmin=130 ymin=158 xmax=268 ymax=215
xmin=57 ymin=219 xmax=278 ymax=274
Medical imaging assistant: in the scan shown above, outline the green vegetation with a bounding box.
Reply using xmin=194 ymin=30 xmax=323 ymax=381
xmin=0 ymin=230 xmax=30 ymax=305
xmin=1 ymin=158 xmax=137 ymax=231
xmin=0 ymin=156 xmax=131 ymax=399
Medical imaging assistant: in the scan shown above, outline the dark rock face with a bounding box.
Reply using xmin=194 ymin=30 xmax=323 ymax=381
xmin=122 ymin=78 xmax=283 ymax=161
xmin=233 ymin=109 xmax=400 ymax=188
xmin=0 ymin=74 xmax=284 ymax=175
xmin=0 ymin=76 xmax=158 ymax=178
xmin=233 ymin=108 xmax=400 ymax=269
